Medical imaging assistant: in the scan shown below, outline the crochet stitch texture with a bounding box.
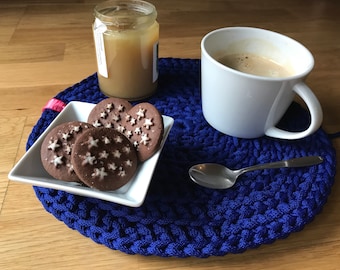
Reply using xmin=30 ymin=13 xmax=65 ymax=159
xmin=27 ymin=58 xmax=336 ymax=258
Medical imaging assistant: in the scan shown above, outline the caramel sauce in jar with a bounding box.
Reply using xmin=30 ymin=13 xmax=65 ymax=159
xmin=93 ymin=0 xmax=159 ymax=100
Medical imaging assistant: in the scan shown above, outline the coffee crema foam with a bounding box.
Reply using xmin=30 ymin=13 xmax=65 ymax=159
xmin=216 ymin=53 xmax=294 ymax=78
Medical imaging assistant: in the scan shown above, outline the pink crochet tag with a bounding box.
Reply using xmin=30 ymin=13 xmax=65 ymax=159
xmin=42 ymin=98 xmax=66 ymax=112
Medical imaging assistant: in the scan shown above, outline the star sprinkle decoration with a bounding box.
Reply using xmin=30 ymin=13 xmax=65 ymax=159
xmin=73 ymin=125 xmax=81 ymax=133
xmin=118 ymin=168 xmax=126 ymax=177
xmin=106 ymin=103 xmax=114 ymax=111
xmin=129 ymin=117 xmax=137 ymax=126
xmin=92 ymin=120 xmax=102 ymax=128
xmin=108 ymin=162 xmax=118 ymax=171
xmin=61 ymin=132 xmax=71 ymax=140
xmin=118 ymin=104 xmax=125 ymax=112
xmin=112 ymin=114 xmax=120 ymax=122
xmin=102 ymin=136 xmax=111 ymax=144
xmin=125 ymin=160 xmax=133 ymax=167
xmin=114 ymin=135 xmax=123 ymax=143
xmin=116 ymin=125 xmax=125 ymax=133
xmin=100 ymin=111 xmax=107 ymax=119
xmin=51 ymin=155 xmax=63 ymax=167
xmin=105 ymin=123 xmax=112 ymax=128
xmin=63 ymin=144 xmax=72 ymax=155
xmin=143 ymin=118 xmax=154 ymax=129
xmin=48 ymin=139 xmax=61 ymax=151
xmin=81 ymin=152 xmax=96 ymax=166
xmin=122 ymin=146 xmax=131 ymax=154
xmin=134 ymin=127 xmax=142 ymax=135
xmin=126 ymin=130 xmax=133 ymax=138
xmin=66 ymin=163 xmax=74 ymax=174
xmin=92 ymin=167 xmax=108 ymax=181
xmin=140 ymin=133 xmax=150 ymax=146
xmin=98 ymin=150 xmax=109 ymax=159
xmin=113 ymin=150 xmax=122 ymax=159
xmin=136 ymin=108 xmax=145 ymax=120
xmin=87 ymin=136 xmax=99 ymax=149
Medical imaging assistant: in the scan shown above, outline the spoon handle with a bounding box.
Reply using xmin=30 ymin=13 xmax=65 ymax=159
xmin=239 ymin=156 xmax=323 ymax=174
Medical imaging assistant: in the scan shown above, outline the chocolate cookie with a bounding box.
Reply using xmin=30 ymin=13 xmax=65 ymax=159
xmin=40 ymin=121 xmax=94 ymax=182
xmin=123 ymin=102 xmax=164 ymax=162
xmin=88 ymin=99 xmax=164 ymax=162
xmin=87 ymin=97 xmax=132 ymax=129
xmin=71 ymin=127 xmax=138 ymax=191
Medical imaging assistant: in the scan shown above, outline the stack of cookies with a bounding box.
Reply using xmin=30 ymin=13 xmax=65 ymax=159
xmin=40 ymin=98 xmax=164 ymax=191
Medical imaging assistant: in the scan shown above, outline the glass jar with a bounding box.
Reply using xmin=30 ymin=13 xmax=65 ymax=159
xmin=93 ymin=0 xmax=159 ymax=100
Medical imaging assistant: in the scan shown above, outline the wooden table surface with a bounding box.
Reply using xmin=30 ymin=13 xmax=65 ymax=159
xmin=1 ymin=0 xmax=339 ymax=269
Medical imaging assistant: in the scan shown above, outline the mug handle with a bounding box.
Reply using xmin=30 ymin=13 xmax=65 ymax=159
xmin=265 ymin=82 xmax=323 ymax=140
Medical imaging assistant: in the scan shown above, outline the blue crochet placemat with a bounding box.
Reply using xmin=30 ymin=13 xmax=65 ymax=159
xmin=28 ymin=58 xmax=337 ymax=258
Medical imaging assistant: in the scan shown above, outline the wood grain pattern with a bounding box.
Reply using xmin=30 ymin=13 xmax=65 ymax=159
xmin=1 ymin=0 xmax=339 ymax=269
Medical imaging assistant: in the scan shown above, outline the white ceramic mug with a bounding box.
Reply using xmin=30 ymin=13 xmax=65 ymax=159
xmin=201 ymin=27 xmax=323 ymax=139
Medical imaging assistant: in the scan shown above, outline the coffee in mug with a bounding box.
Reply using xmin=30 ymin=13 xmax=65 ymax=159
xmin=216 ymin=53 xmax=294 ymax=78
xmin=201 ymin=27 xmax=323 ymax=139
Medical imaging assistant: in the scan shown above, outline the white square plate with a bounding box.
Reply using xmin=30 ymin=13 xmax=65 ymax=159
xmin=8 ymin=101 xmax=174 ymax=207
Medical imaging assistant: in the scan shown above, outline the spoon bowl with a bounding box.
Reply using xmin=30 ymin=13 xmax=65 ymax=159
xmin=189 ymin=156 xmax=323 ymax=189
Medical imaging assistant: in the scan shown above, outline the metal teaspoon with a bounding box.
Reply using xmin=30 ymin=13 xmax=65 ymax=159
xmin=188 ymin=156 xmax=323 ymax=189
